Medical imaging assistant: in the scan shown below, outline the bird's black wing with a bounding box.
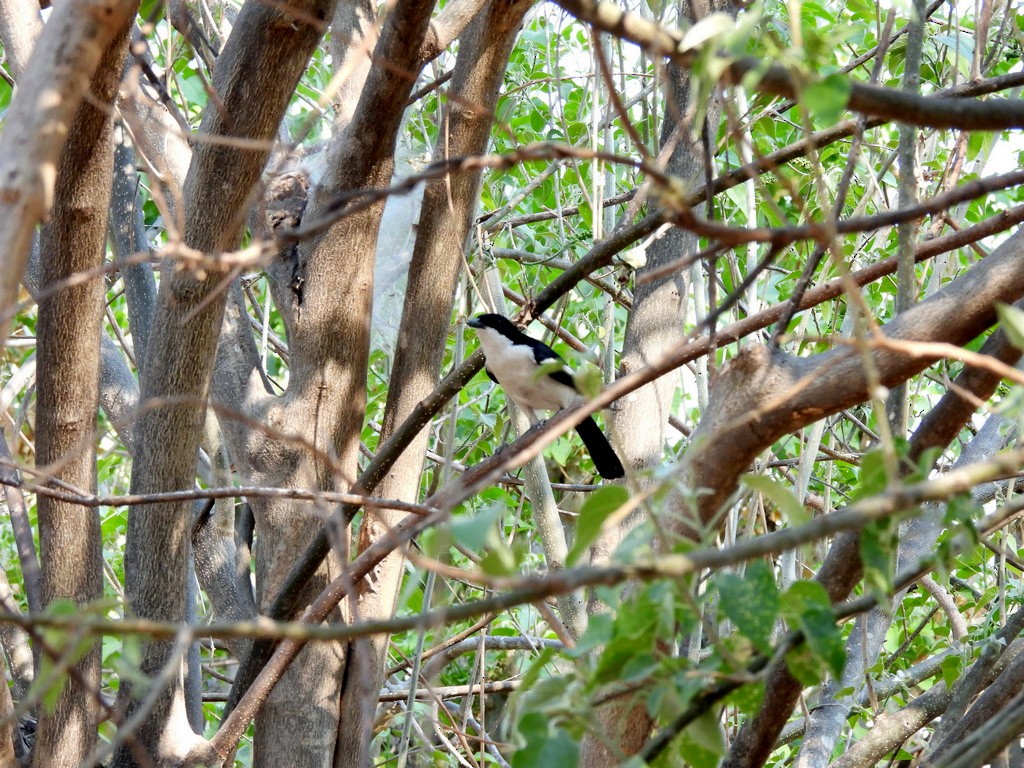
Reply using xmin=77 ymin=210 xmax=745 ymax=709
xmin=483 ymin=367 xmax=499 ymax=385
xmin=528 ymin=341 xmax=576 ymax=390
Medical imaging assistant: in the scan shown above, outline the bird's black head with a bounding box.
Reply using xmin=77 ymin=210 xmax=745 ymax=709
xmin=468 ymin=313 xmax=518 ymax=335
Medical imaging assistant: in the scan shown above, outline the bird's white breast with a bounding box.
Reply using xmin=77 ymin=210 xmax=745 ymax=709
xmin=475 ymin=327 xmax=578 ymax=412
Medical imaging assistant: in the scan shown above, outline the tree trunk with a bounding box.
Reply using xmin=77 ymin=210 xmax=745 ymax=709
xmin=212 ymin=0 xmax=438 ymax=764
xmin=334 ymin=2 xmax=531 ymax=762
xmin=31 ymin=20 xmax=130 ymax=768
xmin=583 ymin=7 xmax=727 ymax=761
xmin=113 ymin=3 xmax=336 ymax=764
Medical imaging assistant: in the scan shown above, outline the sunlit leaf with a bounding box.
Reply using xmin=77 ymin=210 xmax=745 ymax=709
xmin=997 ymin=303 xmax=1024 ymax=350
xmin=782 ymin=581 xmax=845 ymax=679
xmin=716 ymin=561 xmax=780 ymax=654
xmin=743 ymin=473 xmax=810 ymax=526
xmin=679 ymin=12 xmax=736 ymax=52
xmin=802 ymin=73 xmax=852 ymax=126
xmin=567 ymin=485 xmax=629 ymax=565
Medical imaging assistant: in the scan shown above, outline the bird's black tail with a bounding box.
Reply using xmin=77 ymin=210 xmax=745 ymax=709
xmin=575 ymin=416 xmax=625 ymax=480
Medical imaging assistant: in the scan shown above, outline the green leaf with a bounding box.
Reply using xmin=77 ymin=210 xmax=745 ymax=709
xmin=674 ymin=708 xmax=726 ymax=768
xmin=743 ymin=474 xmax=810 ymax=526
xmin=620 ymin=652 xmax=658 ymax=682
xmin=519 ymin=674 xmax=573 ymax=712
xmin=851 ymin=448 xmax=888 ymax=501
xmin=481 ymin=545 xmax=518 ymax=576
xmin=802 ymin=73 xmax=852 ymax=126
xmin=941 ymin=653 xmax=964 ymax=688
xmin=784 ymin=644 xmax=822 ymax=687
xmin=569 ymin=613 xmax=615 ymax=657
xmin=997 ymin=303 xmax=1024 ymax=350
xmin=567 ymin=485 xmax=629 ymax=565
xmin=516 ymin=647 xmax=558 ymax=695
xmin=725 ymin=679 xmax=765 ymax=715
xmin=679 ymin=12 xmax=736 ymax=52
xmin=512 ymin=713 xmax=579 ymax=768
xmin=449 ymin=506 xmax=501 ymax=551
xmin=860 ymin=517 xmax=898 ymax=600
xmin=716 ymin=561 xmax=781 ymax=654
xmin=573 ymin=362 xmax=605 ymax=401
xmin=782 ymin=581 xmax=845 ymax=679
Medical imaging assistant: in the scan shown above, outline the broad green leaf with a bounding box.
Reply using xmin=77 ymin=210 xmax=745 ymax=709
xmin=716 ymin=561 xmax=781 ymax=654
xmin=941 ymin=653 xmax=964 ymax=688
xmin=851 ymin=448 xmax=888 ymax=501
xmin=802 ymin=73 xmax=852 ymax=126
xmin=569 ymin=613 xmax=615 ymax=657
xmin=449 ymin=506 xmax=501 ymax=551
xmin=674 ymin=708 xmax=726 ymax=768
xmin=725 ymin=679 xmax=766 ymax=715
xmin=679 ymin=12 xmax=736 ymax=52
xmin=515 ymin=647 xmax=558 ymax=697
xmin=620 ymin=652 xmax=658 ymax=682
xmin=782 ymin=581 xmax=845 ymax=679
xmin=743 ymin=474 xmax=810 ymax=526
xmin=997 ymin=303 xmax=1024 ymax=350
xmin=481 ymin=545 xmax=518 ymax=576
xmin=512 ymin=713 xmax=579 ymax=768
xmin=860 ymin=517 xmax=898 ymax=600
xmin=567 ymin=485 xmax=629 ymax=565
xmin=784 ymin=644 xmax=822 ymax=687
xmin=518 ymin=674 xmax=572 ymax=712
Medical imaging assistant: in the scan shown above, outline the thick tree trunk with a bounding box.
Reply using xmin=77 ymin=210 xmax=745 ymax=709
xmin=582 ymin=11 xmax=726 ymax=763
xmin=220 ymin=0 xmax=437 ymax=764
xmin=0 ymin=664 xmax=13 ymax=766
xmin=333 ymin=2 xmax=531 ymax=763
xmin=31 ymin=20 xmax=130 ymax=768
xmin=113 ymin=3 xmax=336 ymax=764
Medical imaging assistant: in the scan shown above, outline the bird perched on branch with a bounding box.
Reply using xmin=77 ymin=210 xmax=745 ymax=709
xmin=468 ymin=313 xmax=625 ymax=480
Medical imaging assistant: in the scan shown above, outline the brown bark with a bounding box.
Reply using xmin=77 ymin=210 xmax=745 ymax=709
xmin=0 ymin=664 xmax=13 ymax=766
xmin=333 ymin=1 xmax=530 ymax=763
xmin=709 ymin=234 xmax=1024 ymax=766
xmin=31 ymin=20 xmax=130 ymax=768
xmin=0 ymin=0 xmax=139 ymax=334
xmin=328 ymin=0 xmax=377 ymax=135
xmin=683 ymin=228 xmax=1024 ymax=534
xmin=584 ymin=2 xmax=728 ymax=761
xmin=113 ymin=2 xmax=336 ymax=764
xmin=209 ymin=0 xmax=439 ymax=763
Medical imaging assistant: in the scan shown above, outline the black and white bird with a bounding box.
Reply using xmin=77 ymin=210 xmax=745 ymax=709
xmin=468 ymin=313 xmax=625 ymax=480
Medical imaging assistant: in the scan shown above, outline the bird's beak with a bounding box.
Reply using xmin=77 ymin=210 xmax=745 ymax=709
xmin=467 ymin=316 xmax=483 ymax=329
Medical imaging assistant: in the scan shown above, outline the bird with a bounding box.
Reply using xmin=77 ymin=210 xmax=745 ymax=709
xmin=467 ymin=313 xmax=625 ymax=480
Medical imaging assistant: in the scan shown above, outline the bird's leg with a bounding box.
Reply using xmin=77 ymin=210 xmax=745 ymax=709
xmin=522 ymin=406 xmax=540 ymax=425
